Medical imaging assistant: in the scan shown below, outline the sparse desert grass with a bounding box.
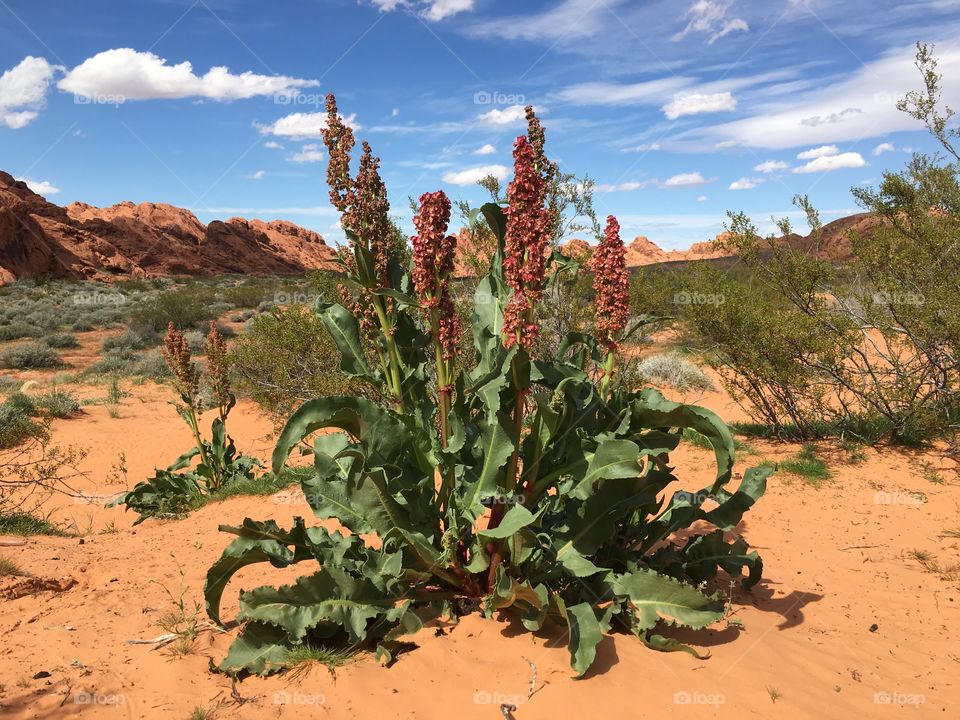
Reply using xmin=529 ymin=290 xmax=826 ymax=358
xmin=920 ymin=461 xmax=947 ymax=485
xmin=908 ymin=549 xmax=960 ymax=584
xmin=0 ymin=511 xmax=67 ymax=536
xmin=637 ymin=352 xmax=715 ymax=392
xmin=761 ymin=445 xmax=831 ymax=486
xmin=0 ymin=555 xmax=22 ymax=577
xmin=284 ymin=644 xmax=359 ymax=674
xmin=682 ymin=427 xmax=755 ymax=454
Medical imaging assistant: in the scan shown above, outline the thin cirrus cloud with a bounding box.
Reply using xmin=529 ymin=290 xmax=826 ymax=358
xmin=442 ymin=164 xmax=509 ymax=186
xmin=663 ymin=91 xmax=736 ymax=120
xmin=0 ymin=56 xmax=61 ymax=129
xmin=58 ymin=49 xmax=318 ymax=101
xmin=672 ymin=0 xmax=749 ymax=44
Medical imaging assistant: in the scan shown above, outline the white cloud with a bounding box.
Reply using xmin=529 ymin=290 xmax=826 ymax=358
xmin=473 ymin=143 xmax=496 ymax=155
xmin=697 ymin=195 xmax=708 ymax=202
xmin=753 ymin=160 xmax=789 ymax=173
xmin=0 ymin=56 xmax=60 ymax=129
xmin=797 ymin=144 xmax=839 ymax=160
xmin=793 ymin=152 xmax=866 ymax=173
xmin=478 ymin=104 xmax=531 ymax=126
xmin=621 ymin=142 xmax=662 ymax=153
xmin=290 ymin=144 xmax=325 ymax=163
xmin=246 ymin=170 xmax=266 ymax=180
xmin=873 ymin=142 xmax=895 ymax=156
xmin=391 ymin=107 xmax=400 ymax=117
xmin=663 ymin=171 xmax=708 ymax=188
xmin=263 ymin=141 xmax=284 ymax=149
xmin=702 ymin=44 xmax=960 ymax=149
xmin=597 ymin=180 xmax=653 ymax=192
xmin=672 ymin=1 xmax=749 ymax=44
xmin=58 ymin=49 xmax=318 ymax=101
xmin=467 ymin=0 xmax=626 ymax=42
xmin=258 ymin=111 xmax=359 ymax=138
xmin=728 ymin=177 xmax=761 ymax=190
xmin=555 ymin=77 xmax=687 ymax=106
xmin=368 ymin=0 xmax=474 ymax=21
xmin=16 ymin=177 xmax=59 ymax=195
xmin=663 ymin=91 xmax=736 ymax=120
xmin=442 ymin=164 xmax=509 ymax=186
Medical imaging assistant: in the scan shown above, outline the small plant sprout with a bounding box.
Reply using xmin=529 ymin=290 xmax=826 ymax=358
xmin=202 ymin=96 xmax=771 ymax=677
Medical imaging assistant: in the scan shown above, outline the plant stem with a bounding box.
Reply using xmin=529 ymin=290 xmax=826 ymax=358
xmin=371 ymin=294 xmax=404 ymax=413
xmin=600 ymin=350 xmax=617 ymax=399
xmin=186 ymin=406 xmax=216 ymax=490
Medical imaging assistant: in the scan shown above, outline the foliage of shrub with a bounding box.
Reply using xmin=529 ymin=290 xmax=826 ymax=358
xmin=35 ymin=390 xmax=80 ymax=418
xmin=229 ymin=304 xmax=357 ymax=423
xmin=130 ymin=285 xmax=219 ymax=333
xmin=637 ymin=353 xmax=716 ymax=392
xmin=0 ymin=323 xmax=43 ymax=341
xmin=0 ymin=343 xmax=63 ymax=369
xmin=0 ymin=403 xmax=43 ymax=448
xmin=43 ymin=332 xmax=80 ymax=349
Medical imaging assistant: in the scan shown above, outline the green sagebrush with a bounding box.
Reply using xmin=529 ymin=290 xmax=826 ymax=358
xmin=203 ymin=202 xmax=771 ymax=677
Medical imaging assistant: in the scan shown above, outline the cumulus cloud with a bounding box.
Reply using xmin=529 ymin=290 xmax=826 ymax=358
xmin=797 ymin=144 xmax=839 ymax=159
xmin=0 ymin=57 xmax=60 ymax=129
xmin=728 ymin=177 xmax=761 ymax=190
xmin=16 ymin=177 xmax=59 ymax=195
xmin=873 ymin=142 xmax=895 ymax=155
xmin=663 ymin=91 xmax=736 ymax=120
xmin=368 ymin=0 xmax=474 ymax=21
xmin=478 ymin=104 xmax=531 ymax=126
xmin=753 ymin=160 xmax=789 ymax=173
xmin=258 ymin=111 xmax=359 ymax=138
xmin=663 ymin=171 xmax=708 ymax=188
xmin=442 ymin=164 xmax=509 ymax=186
xmin=672 ymin=1 xmax=749 ymax=44
xmin=58 ymin=49 xmax=318 ymax=101
xmin=793 ymin=152 xmax=866 ymax=173
xmin=290 ymin=144 xmax=325 ymax=163
xmin=263 ymin=141 xmax=284 ymax=149
xmin=473 ymin=143 xmax=496 ymax=155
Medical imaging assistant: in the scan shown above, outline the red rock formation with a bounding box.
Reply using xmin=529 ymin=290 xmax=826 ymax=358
xmin=0 ymin=171 xmax=336 ymax=283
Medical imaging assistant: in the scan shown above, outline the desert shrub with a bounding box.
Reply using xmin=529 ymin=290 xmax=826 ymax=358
xmin=229 ymin=304 xmax=357 ymax=423
xmin=35 ymin=390 xmax=80 ymax=418
xmin=0 ymin=343 xmax=63 ymax=369
xmin=102 ymin=330 xmax=152 ymax=352
xmin=203 ymin=98 xmax=769 ymax=677
xmin=86 ymin=349 xmax=138 ymax=375
xmin=0 ymin=403 xmax=43 ymax=448
xmin=130 ymin=284 xmax=218 ymax=334
xmin=0 ymin=323 xmax=43 ymax=341
xmin=637 ymin=352 xmax=716 ymax=392
xmin=43 ymin=332 xmax=79 ymax=349
xmin=221 ymin=279 xmax=274 ymax=309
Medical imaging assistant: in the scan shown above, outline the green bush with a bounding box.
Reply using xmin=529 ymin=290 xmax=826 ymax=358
xmin=35 ymin=390 xmax=80 ymax=418
xmin=230 ymin=304 xmax=357 ymax=423
xmin=0 ymin=323 xmax=42 ymax=341
xmin=0 ymin=403 xmax=43 ymax=448
xmin=43 ymin=332 xmax=80 ymax=349
xmin=130 ymin=284 xmax=218 ymax=333
xmin=1 ymin=343 xmax=63 ymax=369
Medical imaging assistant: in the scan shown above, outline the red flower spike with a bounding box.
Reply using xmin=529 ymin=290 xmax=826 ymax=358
xmin=592 ymin=215 xmax=630 ymax=352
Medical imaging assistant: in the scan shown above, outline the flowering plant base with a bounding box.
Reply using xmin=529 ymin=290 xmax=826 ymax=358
xmin=203 ymin=101 xmax=770 ymax=677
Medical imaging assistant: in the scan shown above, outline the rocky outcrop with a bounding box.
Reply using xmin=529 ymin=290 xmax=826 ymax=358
xmin=0 ymin=171 xmax=336 ymax=283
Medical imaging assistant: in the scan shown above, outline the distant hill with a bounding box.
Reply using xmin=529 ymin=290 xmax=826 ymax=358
xmin=0 ymin=171 xmax=336 ymax=284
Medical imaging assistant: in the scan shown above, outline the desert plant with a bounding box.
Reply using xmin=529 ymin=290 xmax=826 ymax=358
xmin=42 ymin=332 xmax=79 ymax=349
xmin=203 ymin=98 xmax=770 ymax=677
xmin=0 ymin=343 xmax=63 ymax=369
xmin=637 ymin=353 xmax=716 ymax=393
xmin=110 ymin=323 xmax=261 ymax=524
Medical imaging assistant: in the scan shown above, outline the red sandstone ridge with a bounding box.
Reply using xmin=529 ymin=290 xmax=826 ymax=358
xmin=0 ymin=171 xmax=336 ymax=283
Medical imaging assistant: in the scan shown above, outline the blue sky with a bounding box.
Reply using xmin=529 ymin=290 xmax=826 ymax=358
xmin=1 ymin=0 xmax=959 ymax=249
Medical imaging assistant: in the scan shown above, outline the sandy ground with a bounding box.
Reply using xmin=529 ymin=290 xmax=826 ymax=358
xmin=1 ymin=352 xmax=959 ymax=718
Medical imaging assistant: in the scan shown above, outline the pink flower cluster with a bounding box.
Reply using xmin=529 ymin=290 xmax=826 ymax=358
xmin=412 ymin=191 xmax=460 ymax=360
xmin=592 ymin=215 xmax=630 ymax=351
xmin=502 ymin=136 xmax=550 ymax=349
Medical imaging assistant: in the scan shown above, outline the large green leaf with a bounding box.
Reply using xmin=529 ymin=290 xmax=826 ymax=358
xmin=565 ymin=602 xmax=604 ymax=677
xmin=612 ymin=569 xmax=725 ymax=632
xmin=318 ymin=303 xmax=374 ymax=379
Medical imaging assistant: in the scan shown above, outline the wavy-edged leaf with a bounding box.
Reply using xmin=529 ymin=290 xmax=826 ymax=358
xmin=613 ymin=569 xmax=724 ymax=632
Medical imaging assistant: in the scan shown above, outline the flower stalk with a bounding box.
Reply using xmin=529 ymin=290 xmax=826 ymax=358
xmin=593 ymin=215 xmax=630 ymax=398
